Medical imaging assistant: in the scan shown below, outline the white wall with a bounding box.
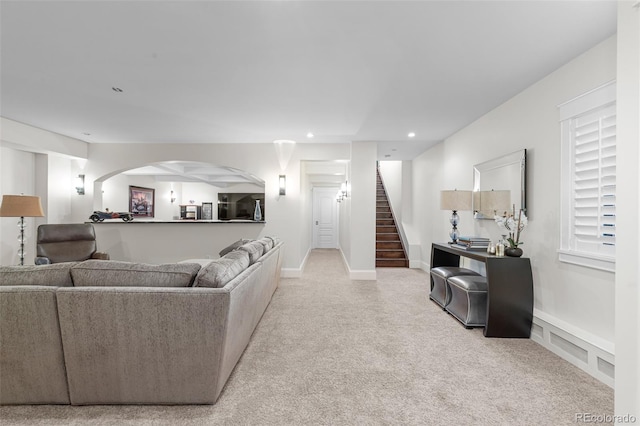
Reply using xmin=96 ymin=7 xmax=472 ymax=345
xmin=45 ymin=155 xmax=73 ymax=224
xmin=615 ymin=1 xmax=640 ymax=418
xmin=409 ymin=36 xmax=618 ymax=383
xmin=347 ymin=142 xmax=377 ymax=279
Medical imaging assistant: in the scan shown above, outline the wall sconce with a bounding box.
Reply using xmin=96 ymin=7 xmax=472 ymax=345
xmin=336 ymin=181 xmax=349 ymax=203
xmin=170 ymin=190 xmax=176 ymax=204
xmin=340 ymin=181 xmax=349 ymax=198
xmin=75 ymin=174 xmax=85 ymax=195
xmin=279 ymin=175 xmax=286 ymax=196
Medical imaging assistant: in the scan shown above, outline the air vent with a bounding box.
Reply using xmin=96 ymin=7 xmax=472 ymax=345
xmin=112 ymin=87 xmax=123 ymax=93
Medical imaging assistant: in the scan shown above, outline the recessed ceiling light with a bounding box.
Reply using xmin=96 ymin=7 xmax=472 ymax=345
xmin=408 ymin=132 xmax=416 ymax=138
xmin=112 ymin=87 xmax=124 ymax=93
xmin=306 ymin=132 xmax=314 ymax=138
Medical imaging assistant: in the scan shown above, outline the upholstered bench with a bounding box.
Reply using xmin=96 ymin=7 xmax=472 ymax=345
xmin=446 ymin=275 xmax=488 ymax=328
xmin=429 ymin=267 xmax=480 ymax=309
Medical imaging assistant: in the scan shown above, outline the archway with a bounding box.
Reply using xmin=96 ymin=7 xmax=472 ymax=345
xmin=94 ymin=161 xmax=265 ymax=221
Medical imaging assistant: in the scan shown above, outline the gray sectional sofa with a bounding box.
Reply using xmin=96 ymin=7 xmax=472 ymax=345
xmin=0 ymin=237 xmax=283 ymax=405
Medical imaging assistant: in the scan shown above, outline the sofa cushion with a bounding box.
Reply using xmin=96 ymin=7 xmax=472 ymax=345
xmin=0 ymin=262 xmax=77 ymax=287
xmin=258 ymin=237 xmax=273 ymax=253
xmin=265 ymin=236 xmax=281 ymax=247
xmin=218 ymin=238 xmax=253 ymax=257
xmin=70 ymin=260 xmax=201 ymax=287
xmin=237 ymin=241 xmax=264 ymax=265
xmin=195 ymin=250 xmax=250 ymax=288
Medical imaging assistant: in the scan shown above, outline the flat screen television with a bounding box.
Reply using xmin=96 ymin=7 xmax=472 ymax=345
xmin=217 ymin=193 xmax=265 ymax=221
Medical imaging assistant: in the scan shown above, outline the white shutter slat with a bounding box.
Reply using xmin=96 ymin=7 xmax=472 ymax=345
xmin=569 ymin=100 xmax=616 ymax=254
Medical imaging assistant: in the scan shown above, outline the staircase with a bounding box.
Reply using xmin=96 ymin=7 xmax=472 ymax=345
xmin=376 ymin=170 xmax=408 ymax=267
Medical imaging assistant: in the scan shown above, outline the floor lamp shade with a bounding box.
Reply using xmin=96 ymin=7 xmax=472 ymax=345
xmin=0 ymin=195 xmax=45 ymax=265
xmin=0 ymin=195 xmax=45 ymax=218
xmin=440 ymin=190 xmax=472 ymax=243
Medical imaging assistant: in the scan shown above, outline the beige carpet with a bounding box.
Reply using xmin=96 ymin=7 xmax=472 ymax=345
xmin=0 ymin=249 xmax=613 ymax=425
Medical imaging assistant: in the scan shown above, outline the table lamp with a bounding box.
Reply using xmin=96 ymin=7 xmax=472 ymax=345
xmin=0 ymin=194 xmax=45 ymax=265
xmin=476 ymin=189 xmax=511 ymax=218
xmin=440 ymin=190 xmax=472 ymax=243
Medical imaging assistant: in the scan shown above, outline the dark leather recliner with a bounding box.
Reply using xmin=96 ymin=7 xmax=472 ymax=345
xmin=35 ymin=224 xmax=109 ymax=265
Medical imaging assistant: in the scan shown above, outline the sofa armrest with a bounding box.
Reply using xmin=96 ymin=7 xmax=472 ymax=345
xmin=91 ymin=252 xmax=110 ymax=260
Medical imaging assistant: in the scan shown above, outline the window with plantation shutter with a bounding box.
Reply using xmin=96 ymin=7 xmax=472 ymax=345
xmin=558 ymin=81 xmax=616 ymax=272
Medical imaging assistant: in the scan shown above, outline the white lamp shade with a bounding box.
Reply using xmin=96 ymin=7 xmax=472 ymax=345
xmin=477 ymin=190 xmax=511 ymax=216
xmin=440 ymin=190 xmax=472 ymax=211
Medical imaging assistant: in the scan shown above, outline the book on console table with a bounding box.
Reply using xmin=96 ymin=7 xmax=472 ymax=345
xmin=450 ymin=242 xmax=489 ymax=251
xmin=457 ymin=236 xmax=490 ymax=243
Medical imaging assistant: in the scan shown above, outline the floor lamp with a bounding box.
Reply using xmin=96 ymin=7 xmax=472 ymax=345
xmin=0 ymin=194 xmax=45 ymax=265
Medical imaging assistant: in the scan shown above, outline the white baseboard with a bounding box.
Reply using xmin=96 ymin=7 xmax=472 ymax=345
xmin=337 ymin=247 xmax=376 ymax=280
xmin=531 ymin=310 xmax=614 ymax=388
xmin=280 ymin=268 xmax=301 ymax=278
xmin=281 ymin=248 xmax=311 ymax=278
xmin=408 ymin=259 xmax=422 ymax=269
xmin=349 ymin=270 xmax=377 ymax=280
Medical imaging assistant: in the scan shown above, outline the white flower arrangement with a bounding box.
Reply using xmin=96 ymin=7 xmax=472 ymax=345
xmin=494 ymin=208 xmax=528 ymax=248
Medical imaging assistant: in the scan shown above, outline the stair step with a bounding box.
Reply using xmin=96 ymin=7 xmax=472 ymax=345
xmin=377 ymin=233 xmax=400 ymax=241
xmin=375 ymin=170 xmax=407 ymax=268
xmin=376 ymin=225 xmax=397 ymax=233
xmin=376 ymin=241 xmax=403 ymax=250
xmin=376 ymin=258 xmax=408 ymax=267
xmin=376 ymin=250 xmax=406 ymax=259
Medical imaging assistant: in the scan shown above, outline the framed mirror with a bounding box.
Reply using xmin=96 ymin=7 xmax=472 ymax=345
xmin=473 ymin=149 xmax=526 ymax=219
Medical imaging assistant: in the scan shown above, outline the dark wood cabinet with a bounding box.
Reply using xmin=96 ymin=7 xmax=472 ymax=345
xmin=431 ymin=243 xmax=534 ymax=338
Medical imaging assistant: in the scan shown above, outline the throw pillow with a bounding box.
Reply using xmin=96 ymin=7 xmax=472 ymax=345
xmin=237 ymin=240 xmax=264 ymax=265
xmin=218 ymin=238 xmax=252 ymax=257
xmin=194 ymin=250 xmax=250 ymax=288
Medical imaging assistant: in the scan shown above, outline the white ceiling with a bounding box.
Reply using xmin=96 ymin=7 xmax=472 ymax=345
xmin=122 ymin=161 xmax=265 ymax=187
xmin=0 ymin=1 xmax=617 ymax=161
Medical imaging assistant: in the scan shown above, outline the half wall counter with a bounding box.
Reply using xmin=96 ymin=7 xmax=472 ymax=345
xmin=90 ymin=220 xmax=266 ymax=264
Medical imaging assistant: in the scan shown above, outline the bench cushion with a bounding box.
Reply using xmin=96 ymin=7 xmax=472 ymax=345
xmin=448 ymin=275 xmax=488 ymax=292
xmin=430 ymin=266 xmax=480 ymax=279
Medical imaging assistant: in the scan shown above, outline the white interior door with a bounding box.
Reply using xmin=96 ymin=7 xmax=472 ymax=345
xmin=312 ymin=187 xmax=338 ymax=248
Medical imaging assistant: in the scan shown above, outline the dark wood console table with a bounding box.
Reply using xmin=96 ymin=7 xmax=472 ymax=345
xmin=430 ymin=243 xmax=534 ymax=338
